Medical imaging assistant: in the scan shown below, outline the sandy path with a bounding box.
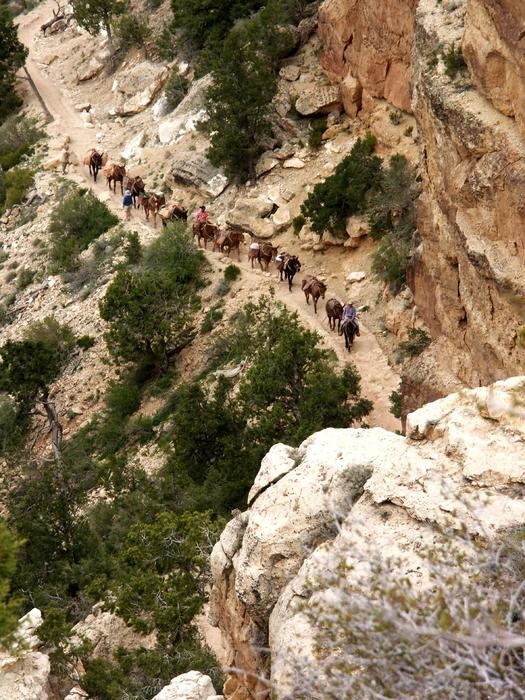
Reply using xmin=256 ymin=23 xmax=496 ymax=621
xmin=16 ymin=2 xmax=400 ymax=431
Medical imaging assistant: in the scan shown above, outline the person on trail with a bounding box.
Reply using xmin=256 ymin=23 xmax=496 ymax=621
xmin=195 ymin=205 xmax=208 ymax=232
xmin=123 ymin=189 xmax=133 ymax=220
xmin=61 ymin=145 xmax=70 ymax=175
xmin=342 ymin=302 xmax=360 ymax=336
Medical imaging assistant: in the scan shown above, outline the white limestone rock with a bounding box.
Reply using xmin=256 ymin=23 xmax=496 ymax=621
xmin=152 ymin=671 xmax=223 ymax=700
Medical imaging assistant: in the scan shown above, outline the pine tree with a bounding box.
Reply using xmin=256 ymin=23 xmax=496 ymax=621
xmin=0 ymin=4 xmax=28 ymax=120
xmin=72 ymin=0 xmax=126 ymax=57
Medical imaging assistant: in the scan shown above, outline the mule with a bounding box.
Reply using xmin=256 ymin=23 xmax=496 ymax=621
xmin=142 ymin=193 xmax=166 ymax=227
xmin=193 ymin=222 xmax=220 ymax=248
xmin=159 ymin=203 xmax=188 ymax=227
xmin=124 ymin=176 xmax=146 ymax=208
xmin=214 ymin=230 xmax=244 ymax=260
xmin=248 ymin=242 xmax=278 ymax=271
xmin=277 ymin=255 xmax=301 ymax=292
xmin=84 ymin=149 xmax=105 ymax=183
xmin=302 ymin=276 xmax=327 ymax=314
xmin=340 ymin=319 xmax=357 ymax=352
xmin=326 ymin=298 xmax=343 ymax=332
xmin=105 ymin=164 xmax=126 ymax=195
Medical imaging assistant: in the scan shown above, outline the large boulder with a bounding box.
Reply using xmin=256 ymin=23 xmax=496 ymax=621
xmin=151 ymin=671 xmax=223 ymax=700
xmin=71 ymin=608 xmax=156 ymax=660
xmin=164 ymin=152 xmax=228 ymax=198
xmin=158 ymin=75 xmax=212 ymax=145
xmin=210 ymin=377 xmax=525 ymax=699
xmin=226 ymin=196 xmax=277 ymax=239
xmin=112 ymin=62 xmax=169 ymax=116
xmin=294 ymin=84 xmax=342 ymax=116
xmin=0 ymin=609 xmax=51 ymax=700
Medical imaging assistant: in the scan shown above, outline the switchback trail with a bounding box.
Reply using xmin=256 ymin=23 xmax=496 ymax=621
xmin=16 ymin=0 xmax=400 ymax=431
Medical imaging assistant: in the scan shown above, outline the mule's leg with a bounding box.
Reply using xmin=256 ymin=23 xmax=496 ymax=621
xmin=313 ymin=295 xmax=318 ymax=314
xmin=304 ymin=292 xmax=310 ymax=305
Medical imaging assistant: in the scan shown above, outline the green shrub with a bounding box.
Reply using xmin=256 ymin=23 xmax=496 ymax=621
xmin=308 ymin=117 xmax=328 ymax=150
xmin=201 ymin=303 xmax=224 ymax=333
xmin=100 ymin=225 xmax=204 ymax=369
xmin=49 ymin=188 xmax=118 ymax=272
xmin=77 ymin=335 xmax=95 ymax=350
xmin=397 ymin=328 xmax=431 ymax=360
xmin=0 ymin=519 xmax=21 ymax=647
xmin=105 ymin=379 xmax=142 ymax=419
xmin=1 ymin=168 xmax=33 ymax=213
xmin=114 ymin=13 xmax=150 ymax=51
xmin=292 ymin=214 xmax=305 ymax=235
xmin=24 ymin=316 xmax=77 ymax=360
xmin=404 ymin=125 xmax=413 ymax=137
xmin=0 ymin=4 xmax=28 ymax=121
xmin=389 ymin=110 xmax=403 ymax=125
xmin=16 ymin=267 xmax=35 ymax=290
xmin=165 ymin=69 xmax=189 ymax=111
xmin=371 ymin=231 xmax=414 ymax=294
xmin=444 ymin=42 xmax=466 ymax=79
xmin=0 ymin=115 xmax=44 ymax=171
xmin=223 ymin=264 xmax=241 ymax=283
xmin=301 ymin=134 xmax=381 ymax=239
xmin=389 ymin=389 xmax=402 ymax=419
xmin=123 ymin=231 xmax=142 ymax=265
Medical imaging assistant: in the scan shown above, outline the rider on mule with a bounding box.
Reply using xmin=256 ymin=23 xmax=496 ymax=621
xmin=195 ymin=205 xmax=209 ymax=233
xmin=341 ymin=302 xmax=360 ymax=336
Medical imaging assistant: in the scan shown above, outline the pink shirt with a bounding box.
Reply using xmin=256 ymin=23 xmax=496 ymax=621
xmin=196 ymin=211 xmax=208 ymax=223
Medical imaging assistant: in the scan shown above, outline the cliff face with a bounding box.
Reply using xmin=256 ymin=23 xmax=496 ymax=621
xmin=409 ymin=0 xmax=525 ymax=403
xmin=318 ymin=0 xmax=417 ymax=111
xmin=210 ymin=378 xmax=525 ymax=698
xmin=318 ymin=0 xmax=525 ymax=410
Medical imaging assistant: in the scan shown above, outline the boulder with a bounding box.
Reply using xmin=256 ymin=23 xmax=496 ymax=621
xmin=279 ymin=65 xmax=300 ymax=81
xmin=157 ymin=75 xmax=212 ymax=144
xmin=271 ymin=207 xmax=292 ymax=232
xmin=121 ymin=130 xmax=146 ymax=161
xmin=0 ymin=609 xmax=50 ymax=700
xmin=71 ymin=610 xmax=156 ymax=660
xmin=295 ymin=85 xmax=342 ymax=116
xmin=341 ymin=74 xmax=363 ymax=117
xmin=255 ymin=152 xmax=280 ymax=178
xmin=113 ymin=62 xmax=169 ymax=116
xmin=226 ymin=197 xmax=276 ymax=239
xmin=164 ymin=152 xmax=228 ymax=198
xmin=77 ymin=56 xmax=104 ymax=82
xmin=282 ymin=157 xmax=305 ymax=169
xmin=346 ymin=270 xmax=367 ymax=283
xmin=151 ymin=671 xmax=223 ymax=700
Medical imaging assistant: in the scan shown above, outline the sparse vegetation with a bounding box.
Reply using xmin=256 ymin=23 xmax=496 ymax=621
xmin=389 ymin=389 xmax=402 ymax=419
xmin=397 ymin=327 xmax=431 ymax=360
xmin=0 ymin=4 xmax=28 ymax=120
xmin=165 ymin=69 xmax=189 ymax=111
xmin=223 ymin=264 xmax=241 ymax=283
xmin=308 ymin=116 xmax=327 ymax=149
xmin=301 ymin=134 xmax=381 ymax=238
xmin=292 ymin=214 xmax=306 ymax=235
xmin=49 ymin=187 xmax=118 ymax=272
xmin=389 ymin=109 xmax=403 ymax=125
xmin=0 ymin=115 xmax=44 ymax=171
xmin=16 ymin=268 xmax=35 ymax=290
xmin=444 ymin=42 xmax=466 ymax=79
xmin=114 ymin=13 xmax=150 ymax=53
xmin=201 ymin=303 xmax=224 ymax=333
xmin=0 ymin=168 xmax=34 ymax=213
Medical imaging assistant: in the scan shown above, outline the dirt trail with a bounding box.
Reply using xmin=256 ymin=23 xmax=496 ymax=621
xmin=16 ymin=1 xmax=400 ymax=431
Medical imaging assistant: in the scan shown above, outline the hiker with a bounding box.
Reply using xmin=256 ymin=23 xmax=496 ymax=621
xmin=123 ymin=188 xmax=133 ymax=220
xmin=61 ymin=144 xmax=70 ymax=174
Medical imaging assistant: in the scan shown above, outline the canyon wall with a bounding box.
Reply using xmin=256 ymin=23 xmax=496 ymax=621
xmin=319 ymin=0 xmax=525 ymax=411
xmin=210 ymin=378 xmax=525 ymax=698
xmin=318 ymin=0 xmax=418 ymax=111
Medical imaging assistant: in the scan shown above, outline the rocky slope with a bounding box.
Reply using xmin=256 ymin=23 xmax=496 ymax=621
xmin=210 ymin=376 xmax=525 ymax=698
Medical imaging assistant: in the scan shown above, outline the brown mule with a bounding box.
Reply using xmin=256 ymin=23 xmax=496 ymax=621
xmin=302 ymin=276 xmax=327 ymax=314
xmin=325 ymin=298 xmax=343 ymax=332
xmin=214 ymin=230 xmax=244 ymax=260
xmin=193 ymin=222 xmax=220 ymax=248
xmin=105 ymin=163 xmax=127 ymax=194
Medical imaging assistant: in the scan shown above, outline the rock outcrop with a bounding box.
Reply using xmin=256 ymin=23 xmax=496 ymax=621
xmin=152 ymin=671 xmax=223 ymax=700
xmin=318 ymin=0 xmax=417 ymax=112
xmin=210 ymin=377 xmax=525 ymax=698
xmin=0 ymin=609 xmax=51 ymax=700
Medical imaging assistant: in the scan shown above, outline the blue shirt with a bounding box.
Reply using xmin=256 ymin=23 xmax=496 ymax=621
xmin=343 ymin=305 xmax=356 ymax=320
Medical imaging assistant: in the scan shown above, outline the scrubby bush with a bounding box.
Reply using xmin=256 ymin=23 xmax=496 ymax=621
xmin=397 ymin=327 xmax=431 ymax=360
xmin=114 ymin=13 xmax=150 ymax=52
xmin=308 ymin=117 xmax=327 ymax=149
xmin=123 ymin=231 xmax=142 ymax=265
xmin=0 ymin=115 xmax=44 ymax=171
xmin=389 ymin=389 xmax=402 ymax=419
xmin=201 ymin=303 xmax=224 ymax=333
xmin=16 ymin=267 xmax=35 ymax=290
xmin=165 ymin=69 xmax=189 ymax=111
xmin=286 ymin=520 xmax=525 ymax=698
xmin=49 ymin=188 xmax=118 ymax=271
xmin=223 ymin=264 xmax=241 ymax=282
xmin=0 ymin=519 xmax=21 ymax=647
xmin=0 ymin=168 xmax=33 ymax=213
xmin=389 ymin=109 xmax=403 ymax=125
xmin=99 ymin=225 xmax=204 ymax=369
xmin=369 ymin=154 xmax=421 ymax=293
xmin=444 ymin=42 xmax=466 ymax=79
xmin=292 ymin=214 xmax=305 ymax=235
xmin=301 ymin=134 xmax=381 ymax=238
xmin=0 ymin=4 xmax=28 ymax=120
